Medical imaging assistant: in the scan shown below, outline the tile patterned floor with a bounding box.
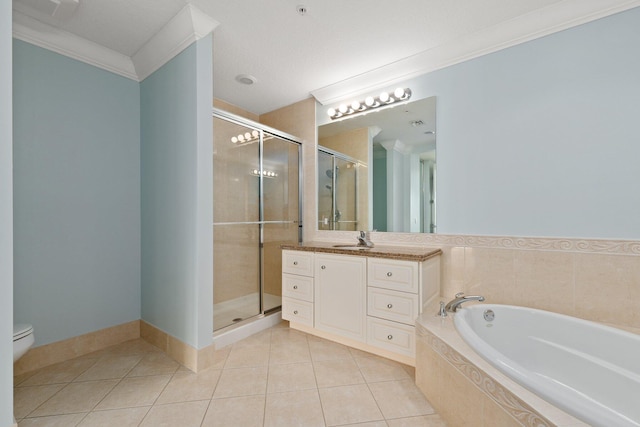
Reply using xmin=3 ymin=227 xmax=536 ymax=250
xmin=14 ymin=323 xmax=447 ymax=427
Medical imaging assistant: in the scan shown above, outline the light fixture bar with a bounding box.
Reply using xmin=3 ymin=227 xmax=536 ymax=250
xmin=327 ymin=88 xmax=411 ymax=120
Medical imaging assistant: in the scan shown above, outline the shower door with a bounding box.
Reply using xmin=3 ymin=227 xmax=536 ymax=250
xmin=317 ymin=148 xmax=358 ymax=231
xmin=213 ymin=113 xmax=300 ymax=331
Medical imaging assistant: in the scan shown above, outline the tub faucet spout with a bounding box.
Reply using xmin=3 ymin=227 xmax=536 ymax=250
xmin=445 ymin=292 xmax=485 ymax=312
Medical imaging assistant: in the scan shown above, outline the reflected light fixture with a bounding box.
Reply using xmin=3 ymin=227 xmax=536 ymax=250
xmin=251 ymin=169 xmax=278 ymax=178
xmin=231 ymin=129 xmax=260 ymax=144
xmin=327 ymin=88 xmax=411 ymax=120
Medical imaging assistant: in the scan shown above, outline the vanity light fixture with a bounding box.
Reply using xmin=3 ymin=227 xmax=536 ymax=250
xmin=327 ymin=87 xmax=411 ymax=120
xmin=251 ymin=169 xmax=278 ymax=178
xmin=231 ymin=130 xmax=260 ymax=144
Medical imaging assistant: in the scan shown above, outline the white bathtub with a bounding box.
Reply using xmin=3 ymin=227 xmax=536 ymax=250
xmin=454 ymin=304 xmax=640 ymax=427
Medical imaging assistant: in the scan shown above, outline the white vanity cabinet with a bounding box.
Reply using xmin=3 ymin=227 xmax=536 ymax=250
xmin=314 ymin=253 xmax=367 ymax=342
xmin=281 ymin=250 xmax=315 ymax=326
xmin=281 ymin=245 xmax=441 ymax=365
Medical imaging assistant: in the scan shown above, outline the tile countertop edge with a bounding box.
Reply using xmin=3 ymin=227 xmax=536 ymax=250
xmin=281 ymin=242 xmax=442 ymax=262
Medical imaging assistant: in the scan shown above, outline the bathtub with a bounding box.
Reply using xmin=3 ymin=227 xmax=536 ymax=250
xmin=453 ymin=304 xmax=640 ymax=427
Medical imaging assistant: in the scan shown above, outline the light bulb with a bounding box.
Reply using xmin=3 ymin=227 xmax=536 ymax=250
xmin=231 ymin=136 xmax=238 ymax=144
xmin=365 ymin=96 xmax=375 ymax=107
xmin=379 ymin=92 xmax=390 ymax=103
xmin=238 ymin=134 xmax=245 ymax=142
xmin=244 ymin=132 xmax=251 ymax=139
xmin=351 ymin=101 xmax=361 ymax=111
xmin=394 ymin=87 xmax=406 ymax=99
xmin=251 ymin=130 xmax=259 ymax=138
xmin=253 ymin=169 xmax=259 ymax=175
xmin=327 ymin=108 xmax=336 ymax=117
xmin=338 ymin=104 xmax=348 ymax=114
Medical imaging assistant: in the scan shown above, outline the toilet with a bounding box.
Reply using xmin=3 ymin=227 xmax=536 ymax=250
xmin=13 ymin=323 xmax=34 ymax=362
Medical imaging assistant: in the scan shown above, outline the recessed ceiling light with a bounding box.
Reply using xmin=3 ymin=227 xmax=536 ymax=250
xmin=235 ymin=74 xmax=257 ymax=85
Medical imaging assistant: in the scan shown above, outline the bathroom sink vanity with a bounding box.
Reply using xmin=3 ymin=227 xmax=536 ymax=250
xmin=281 ymin=243 xmax=441 ymax=365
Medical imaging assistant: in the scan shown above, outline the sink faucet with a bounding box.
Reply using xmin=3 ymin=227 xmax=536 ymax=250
xmin=357 ymin=231 xmax=374 ymax=248
xmin=445 ymin=292 xmax=485 ymax=312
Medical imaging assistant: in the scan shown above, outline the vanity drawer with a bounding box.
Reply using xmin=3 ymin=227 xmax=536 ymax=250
xmin=366 ymin=317 xmax=415 ymax=357
xmin=282 ymin=273 xmax=313 ymax=302
xmin=368 ymin=258 xmax=419 ymax=293
xmin=367 ymin=287 xmax=419 ymax=326
xmin=282 ymin=250 xmax=314 ymax=277
xmin=282 ymin=297 xmax=314 ymax=327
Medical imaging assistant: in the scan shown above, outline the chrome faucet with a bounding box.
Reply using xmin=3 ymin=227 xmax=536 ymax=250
xmin=445 ymin=292 xmax=485 ymax=312
xmin=357 ymin=231 xmax=374 ymax=248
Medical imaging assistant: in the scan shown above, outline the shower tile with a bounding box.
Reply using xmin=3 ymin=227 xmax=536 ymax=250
xmin=440 ymin=246 xmax=466 ymax=298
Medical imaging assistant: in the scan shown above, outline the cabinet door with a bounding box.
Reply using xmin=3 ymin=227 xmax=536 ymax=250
xmin=314 ymin=254 xmax=367 ymax=342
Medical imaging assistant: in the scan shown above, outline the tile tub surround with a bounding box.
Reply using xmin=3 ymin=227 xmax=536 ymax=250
xmin=14 ymin=323 xmax=448 ymax=427
xmin=314 ymin=231 xmax=640 ymax=334
xmin=415 ymin=305 xmax=588 ymax=427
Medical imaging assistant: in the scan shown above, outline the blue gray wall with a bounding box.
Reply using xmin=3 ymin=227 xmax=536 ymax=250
xmin=1 ymin=0 xmax=14 ymax=422
xmin=140 ymin=35 xmax=213 ymax=350
xmin=13 ymin=40 xmax=141 ymax=346
xmin=318 ymin=8 xmax=640 ymax=240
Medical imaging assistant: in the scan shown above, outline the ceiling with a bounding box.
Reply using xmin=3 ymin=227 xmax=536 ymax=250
xmin=12 ymin=0 xmax=640 ymax=115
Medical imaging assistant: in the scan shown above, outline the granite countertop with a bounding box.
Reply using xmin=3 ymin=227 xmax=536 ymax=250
xmin=281 ymin=241 xmax=442 ymax=262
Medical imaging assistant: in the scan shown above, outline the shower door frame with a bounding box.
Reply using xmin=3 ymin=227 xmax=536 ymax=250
xmin=212 ymin=108 xmax=303 ymax=330
xmin=317 ymin=145 xmax=360 ymax=231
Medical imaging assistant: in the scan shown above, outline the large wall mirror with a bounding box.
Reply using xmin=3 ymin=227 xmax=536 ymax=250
xmin=317 ymin=97 xmax=436 ymax=233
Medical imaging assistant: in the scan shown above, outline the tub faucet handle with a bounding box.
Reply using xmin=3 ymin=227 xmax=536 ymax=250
xmin=437 ymin=301 xmax=448 ymax=318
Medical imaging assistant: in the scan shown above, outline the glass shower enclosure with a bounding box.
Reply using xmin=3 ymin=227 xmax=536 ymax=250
xmin=317 ymin=147 xmax=359 ymax=231
xmin=213 ymin=110 xmax=301 ymax=331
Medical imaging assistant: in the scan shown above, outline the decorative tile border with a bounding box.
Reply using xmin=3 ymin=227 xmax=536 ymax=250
xmin=315 ymin=230 xmax=640 ymax=255
xmin=416 ymin=325 xmax=555 ymax=427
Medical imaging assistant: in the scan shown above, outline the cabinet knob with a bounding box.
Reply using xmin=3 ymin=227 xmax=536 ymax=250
xmin=387 ymin=303 xmax=393 ymax=309
xmin=321 ymin=265 xmax=326 ymax=269
xmin=293 ymin=310 xmax=298 ymax=315
xmin=387 ymin=335 xmax=393 ymax=340
xmin=386 ymin=272 xmax=393 ymax=277
xmin=293 ymin=261 xmax=298 ymax=266
xmin=293 ymin=285 xmax=298 ymax=290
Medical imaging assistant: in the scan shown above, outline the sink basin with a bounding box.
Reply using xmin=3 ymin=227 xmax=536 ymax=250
xmin=332 ymin=244 xmax=371 ymax=250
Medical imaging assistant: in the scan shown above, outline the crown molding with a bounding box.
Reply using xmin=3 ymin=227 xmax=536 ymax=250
xmin=132 ymin=4 xmax=219 ymax=82
xmin=311 ymin=0 xmax=640 ymax=105
xmin=12 ymin=10 xmax=138 ymax=80
xmin=12 ymin=3 xmax=219 ymax=82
